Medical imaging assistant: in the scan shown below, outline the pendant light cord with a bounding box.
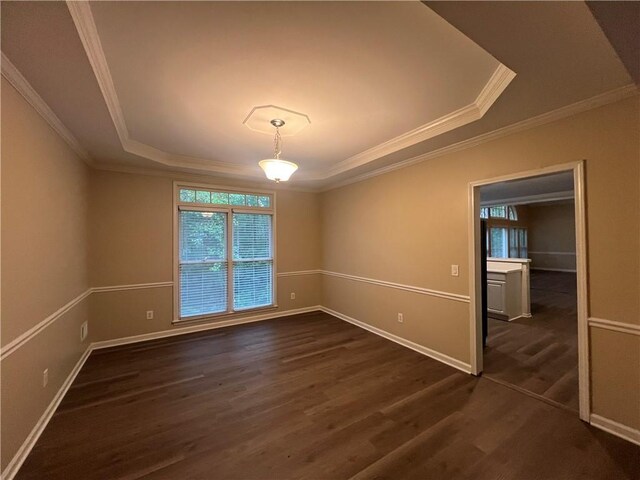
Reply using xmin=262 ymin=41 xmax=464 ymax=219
xmin=273 ymin=126 xmax=282 ymax=160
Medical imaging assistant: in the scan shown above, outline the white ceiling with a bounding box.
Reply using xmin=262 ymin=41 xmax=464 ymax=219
xmin=1 ymin=1 xmax=635 ymax=189
xmin=480 ymin=171 xmax=574 ymax=205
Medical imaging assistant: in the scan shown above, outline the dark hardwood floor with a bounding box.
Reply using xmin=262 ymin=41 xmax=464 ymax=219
xmin=18 ymin=311 xmax=639 ymax=479
xmin=484 ymin=270 xmax=579 ymax=411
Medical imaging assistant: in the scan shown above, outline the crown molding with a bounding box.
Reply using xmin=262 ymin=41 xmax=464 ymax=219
xmin=1 ymin=52 xmax=92 ymax=164
xmin=481 ymin=190 xmax=575 ymax=207
xmin=322 ymin=84 xmax=638 ymax=191
xmin=476 ymin=63 xmax=517 ymax=115
xmin=66 ymin=0 xmax=127 ymax=143
xmin=90 ymin=160 xmax=320 ymax=193
xmin=66 ymin=0 xmax=253 ymax=178
xmin=325 ymin=63 xmax=516 ymax=178
xmin=27 ymin=3 xmax=634 ymax=189
xmin=65 ymin=1 xmax=516 ymax=182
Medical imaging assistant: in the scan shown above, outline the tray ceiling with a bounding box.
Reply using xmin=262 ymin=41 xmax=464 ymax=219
xmin=1 ymin=1 xmax=634 ymax=189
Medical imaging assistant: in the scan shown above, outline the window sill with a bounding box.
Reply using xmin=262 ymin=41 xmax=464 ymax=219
xmin=172 ymin=304 xmax=278 ymax=326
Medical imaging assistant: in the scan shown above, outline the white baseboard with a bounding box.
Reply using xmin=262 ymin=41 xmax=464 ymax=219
xmin=7 ymin=305 xmax=637 ymax=480
xmin=2 ymin=305 xmax=321 ymax=479
xmin=590 ymin=413 xmax=640 ymax=446
xmin=2 ymin=346 xmax=92 ymax=480
xmin=319 ymin=306 xmax=472 ymax=374
xmin=91 ymin=305 xmax=323 ymax=350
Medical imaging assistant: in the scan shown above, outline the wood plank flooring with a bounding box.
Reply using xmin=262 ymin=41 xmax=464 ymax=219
xmin=483 ymin=271 xmax=579 ymax=411
xmin=17 ymin=311 xmax=639 ymax=479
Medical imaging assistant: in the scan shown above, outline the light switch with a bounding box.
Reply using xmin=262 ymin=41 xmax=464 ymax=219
xmin=451 ymin=265 xmax=459 ymax=277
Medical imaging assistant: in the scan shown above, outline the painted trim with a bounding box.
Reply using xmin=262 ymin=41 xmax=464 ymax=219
xmin=92 ymin=281 xmax=174 ymax=293
xmin=65 ymin=1 xmax=253 ymax=178
xmin=7 ymin=18 xmax=636 ymax=188
xmin=324 ymin=85 xmax=637 ymax=191
xmin=64 ymin=0 xmax=515 ymax=182
xmin=89 ymin=162 xmax=318 ymax=193
xmin=589 ymin=317 xmax=640 ymax=336
xmin=2 ymin=305 xmax=319 ymax=479
xmin=0 ymin=53 xmax=91 ymax=163
xmin=476 ymin=64 xmax=518 ymax=115
xmin=468 ymin=160 xmax=591 ymax=421
xmin=480 ymin=190 xmax=575 ymax=207
xmin=0 ymin=289 xmax=92 ymax=361
xmin=573 ymin=161 xmax=591 ymax=422
xmin=1 ymin=282 xmax=175 ymax=360
xmin=1 ymin=346 xmax=92 ymax=480
xmin=590 ymin=414 xmax=640 ymax=446
xmin=1 ymin=275 xmax=323 ymax=360
xmin=280 ymin=270 xmax=467 ymax=311
xmin=5 ymin=306 xmax=638 ymax=480
xmin=5 ymin=28 xmax=636 ymax=188
xmin=320 ymin=306 xmax=472 ymax=374
xmin=91 ymin=305 xmax=322 ymax=350
xmin=277 ymin=270 xmax=322 ymax=277
xmin=65 ymin=1 xmax=127 ymax=143
xmin=326 ymin=64 xmax=516 ymax=178
xmin=4 ymin=304 xmax=461 ymax=479
xmin=321 ymin=270 xmax=470 ymax=303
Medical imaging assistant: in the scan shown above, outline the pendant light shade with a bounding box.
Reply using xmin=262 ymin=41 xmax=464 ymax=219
xmin=258 ymin=159 xmax=298 ymax=182
xmin=258 ymin=119 xmax=298 ymax=182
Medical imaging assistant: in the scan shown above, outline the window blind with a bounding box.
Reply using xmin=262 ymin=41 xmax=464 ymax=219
xmin=490 ymin=227 xmax=508 ymax=258
xmin=179 ymin=210 xmax=227 ymax=317
xmin=232 ymin=213 xmax=273 ymax=310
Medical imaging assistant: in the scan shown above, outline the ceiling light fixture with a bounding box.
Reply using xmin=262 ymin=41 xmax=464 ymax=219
xmin=258 ymin=119 xmax=298 ymax=183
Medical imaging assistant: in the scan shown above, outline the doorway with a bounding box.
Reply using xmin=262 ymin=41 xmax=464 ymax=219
xmin=468 ymin=161 xmax=590 ymax=421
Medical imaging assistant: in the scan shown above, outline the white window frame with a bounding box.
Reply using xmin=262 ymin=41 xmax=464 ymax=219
xmin=173 ymin=181 xmax=277 ymax=323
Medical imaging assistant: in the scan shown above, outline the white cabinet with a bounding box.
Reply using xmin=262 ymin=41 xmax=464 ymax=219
xmin=487 ymin=260 xmax=527 ymax=321
xmin=487 ymin=270 xmax=522 ymax=320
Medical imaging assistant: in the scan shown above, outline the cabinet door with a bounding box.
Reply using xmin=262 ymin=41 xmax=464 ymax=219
xmin=487 ymin=280 xmax=505 ymax=313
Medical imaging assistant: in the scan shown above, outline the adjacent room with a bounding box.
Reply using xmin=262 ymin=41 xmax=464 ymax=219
xmin=478 ymin=172 xmax=580 ymax=411
xmin=2 ymin=1 xmax=639 ymax=479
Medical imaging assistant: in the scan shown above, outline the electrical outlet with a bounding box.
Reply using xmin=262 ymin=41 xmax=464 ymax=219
xmin=80 ymin=321 xmax=88 ymax=342
xmin=290 ymin=292 xmax=296 ymax=300
xmin=451 ymin=264 xmax=459 ymax=277
xmin=43 ymin=369 xmax=48 ymax=388
xmin=398 ymin=313 xmax=404 ymax=323
xmin=146 ymin=310 xmax=154 ymax=320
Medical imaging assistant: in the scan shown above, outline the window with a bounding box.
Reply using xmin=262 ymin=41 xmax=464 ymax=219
xmin=233 ymin=213 xmax=273 ymax=310
xmin=489 ymin=206 xmax=506 ymax=218
xmin=509 ymin=227 xmax=528 ymax=258
xmin=175 ymin=184 xmax=274 ymax=320
xmin=487 ymin=226 xmax=528 ymax=259
xmin=489 ymin=227 xmax=508 ymax=258
xmin=179 ymin=210 xmax=228 ymax=317
xmin=481 ymin=204 xmax=525 ymax=258
xmin=480 ymin=205 xmax=518 ymax=220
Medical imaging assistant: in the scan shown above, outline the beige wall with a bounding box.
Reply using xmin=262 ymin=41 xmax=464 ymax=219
xmin=321 ymin=95 xmax=640 ymax=429
xmin=590 ymin=327 xmax=640 ymax=429
xmin=528 ymin=201 xmax=576 ymax=271
xmin=2 ymin=78 xmax=639 ymax=473
xmin=1 ymin=79 xmax=92 ymax=470
xmin=89 ymin=170 xmax=322 ymax=341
